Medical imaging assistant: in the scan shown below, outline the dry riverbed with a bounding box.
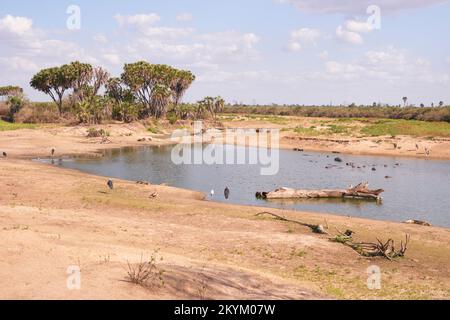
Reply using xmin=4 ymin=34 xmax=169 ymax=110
xmin=0 ymin=119 xmax=449 ymax=299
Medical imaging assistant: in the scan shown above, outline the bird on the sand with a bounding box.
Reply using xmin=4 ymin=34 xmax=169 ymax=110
xmin=107 ymin=180 xmax=114 ymax=190
xmin=210 ymin=189 xmax=215 ymax=197
xmin=2 ymin=152 xmax=6 ymax=157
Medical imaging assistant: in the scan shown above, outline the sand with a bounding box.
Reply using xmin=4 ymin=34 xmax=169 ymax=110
xmin=0 ymin=120 xmax=449 ymax=300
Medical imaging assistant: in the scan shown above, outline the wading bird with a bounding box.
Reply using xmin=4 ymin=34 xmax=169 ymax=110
xmin=224 ymin=187 xmax=230 ymax=200
xmin=210 ymin=189 xmax=214 ymax=197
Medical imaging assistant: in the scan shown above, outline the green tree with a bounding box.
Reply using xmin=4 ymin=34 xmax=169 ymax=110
xmin=30 ymin=65 xmax=74 ymax=115
xmin=198 ymin=96 xmax=225 ymax=120
xmin=121 ymin=61 xmax=194 ymax=118
xmin=171 ymin=70 xmax=195 ymax=107
xmin=402 ymin=96 xmax=408 ymax=107
xmin=68 ymin=61 xmax=93 ymax=102
xmin=0 ymin=86 xmax=23 ymax=98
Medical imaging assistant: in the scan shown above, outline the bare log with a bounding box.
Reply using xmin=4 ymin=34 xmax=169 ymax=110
xmin=257 ymin=182 xmax=383 ymax=201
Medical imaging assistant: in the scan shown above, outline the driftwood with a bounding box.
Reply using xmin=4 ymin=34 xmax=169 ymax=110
xmin=256 ymin=212 xmax=328 ymax=234
xmin=331 ymin=230 xmax=410 ymax=260
xmin=404 ymin=220 xmax=432 ymax=227
xmin=255 ymin=211 xmax=410 ymax=260
xmin=256 ymin=182 xmax=384 ymax=201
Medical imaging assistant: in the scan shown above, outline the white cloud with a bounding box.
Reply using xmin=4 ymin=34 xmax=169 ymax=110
xmin=138 ymin=27 xmax=194 ymax=39
xmin=93 ymin=33 xmax=108 ymax=44
xmin=114 ymin=14 xmax=193 ymax=39
xmin=103 ymin=53 xmax=121 ymax=65
xmin=287 ymin=28 xmax=321 ymax=51
xmin=0 ymin=56 xmax=38 ymax=72
xmin=344 ymin=19 xmax=372 ymax=33
xmin=114 ymin=13 xmax=160 ymax=28
xmin=336 ymin=25 xmax=363 ymax=44
xmin=335 ymin=18 xmax=375 ymax=45
xmin=317 ymin=47 xmax=447 ymax=85
xmin=318 ymin=50 xmax=329 ymax=59
xmin=0 ymin=15 xmax=33 ymax=35
xmin=276 ymin=0 xmax=448 ymax=14
xmin=176 ymin=13 xmax=193 ymax=22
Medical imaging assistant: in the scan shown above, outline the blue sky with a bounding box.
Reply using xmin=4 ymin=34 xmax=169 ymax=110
xmin=1 ymin=0 xmax=450 ymax=105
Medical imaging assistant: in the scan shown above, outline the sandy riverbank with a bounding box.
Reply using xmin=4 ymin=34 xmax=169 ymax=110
xmin=0 ymin=121 xmax=449 ymax=299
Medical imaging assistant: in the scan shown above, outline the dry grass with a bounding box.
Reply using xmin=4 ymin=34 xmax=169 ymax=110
xmin=125 ymin=251 xmax=165 ymax=288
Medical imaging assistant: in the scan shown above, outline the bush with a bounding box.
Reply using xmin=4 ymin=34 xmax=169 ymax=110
xmin=75 ymin=95 xmax=110 ymax=124
xmin=112 ymin=102 xmax=141 ymax=123
xmin=6 ymin=96 xmax=25 ymax=122
xmin=14 ymin=102 xmax=60 ymax=123
xmin=86 ymin=128 xmax=110 ymax=138
xmin=166 ymin=111 xmax=178 ymax=124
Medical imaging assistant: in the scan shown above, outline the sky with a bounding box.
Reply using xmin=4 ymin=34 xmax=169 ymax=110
xmin=1 ymin=0 xmax=450 ymax=106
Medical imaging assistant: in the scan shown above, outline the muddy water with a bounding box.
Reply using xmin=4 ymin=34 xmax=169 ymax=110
xmin=51 ymin=144 xmax=450 ymax=227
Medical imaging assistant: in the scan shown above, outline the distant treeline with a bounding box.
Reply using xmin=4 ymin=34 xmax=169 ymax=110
xmin=223 ymin=105 xmax=450 ymax=122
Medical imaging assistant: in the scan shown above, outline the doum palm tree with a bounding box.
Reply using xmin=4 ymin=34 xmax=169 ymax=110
xmin=402 ymin=97 xmax=408 ymax=107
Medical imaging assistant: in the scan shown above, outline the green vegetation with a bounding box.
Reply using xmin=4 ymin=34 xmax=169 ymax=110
xmin=224 ymin=105 xmax=450 ymax=123
xmin=86 ymin=128 xmax=110 ymax=138
xmin=147 ymin=126 xmax=160 ymax=134
xmin=293 ymin=126 xmax=318 ymax=136
xmin=326 ymin=124 xmax=352 ymax=135
xmin=361 ymin=119 xmax=450 ymax=137
xmin=0 ymin=120 xmax=35 ymax=131
xmin=0 ymin=86 xmax=23 ymax=97
xmin=27 ymin=60 xmax=197 ymax=123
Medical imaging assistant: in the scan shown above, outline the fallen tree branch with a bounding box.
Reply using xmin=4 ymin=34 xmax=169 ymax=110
xmin=330 ymin=232 xmax=410 ymax=260
xmin=256 ymin=211 xmax=410 ymax=260
xmin=256 ymin=211 xmax=328 ymax=234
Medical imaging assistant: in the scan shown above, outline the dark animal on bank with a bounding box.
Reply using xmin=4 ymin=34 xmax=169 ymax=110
xmin=2 ymin=152 xmax=6 ymax=157
xmin=224 ymin=187 xmax=230 ymax=200
xmin=107 ymin=180 xmax=114 ymax=190
xmin=51 ymin=148 xmax=55 ymax=157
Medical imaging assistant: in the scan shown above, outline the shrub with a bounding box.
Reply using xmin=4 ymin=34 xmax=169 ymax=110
xmin=14 ymin=102 xmax=60 ymax=123
xmin=125 ymin=251 xmax=165 ymax=288
xmin=166 ymin=111 xmax=178 ymax=124
xmin=112 ymin=102 xmax=141 ymax=123
xmin=86 ymin=128 xmax=110 ymax=138
xmin=6 ymin=96 xmax=25 ymax=122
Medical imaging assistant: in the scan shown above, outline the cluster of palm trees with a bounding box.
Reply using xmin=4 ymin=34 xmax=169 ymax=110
xmin=172 ymin=96 xmax=225 ymax=121
xmin=403 ymin=97 xmax=445 ymax=108
xmin=29 ymin=60 xmax=202 ymax=123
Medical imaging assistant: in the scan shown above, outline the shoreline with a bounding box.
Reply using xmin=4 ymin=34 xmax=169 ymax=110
xmin=1 ymin=121 xmax=449 ymax=299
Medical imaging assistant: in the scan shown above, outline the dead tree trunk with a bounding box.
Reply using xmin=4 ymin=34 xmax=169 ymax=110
xmin=256 ymin=182 xmax=384 ymax=201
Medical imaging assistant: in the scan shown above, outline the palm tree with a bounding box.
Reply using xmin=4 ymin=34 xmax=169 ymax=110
xmin=402 ymin=97 xmax=408 ymax=107
xmin=151 ymin=84 xmax=172 ymax=118
xmin=213 ymin=96 xmax=225 ymax=117
xmin=171 ymin=70 xmax=195 ymax=107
